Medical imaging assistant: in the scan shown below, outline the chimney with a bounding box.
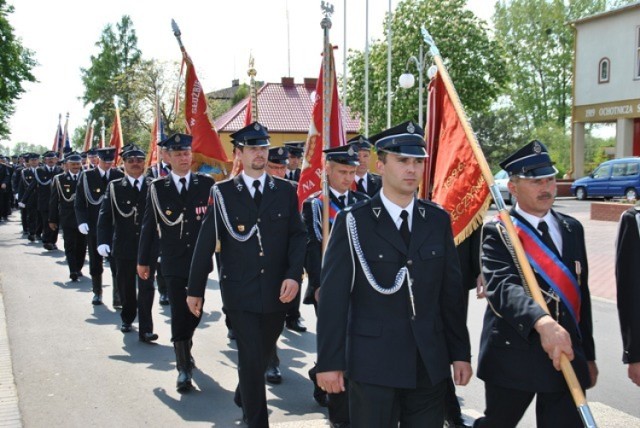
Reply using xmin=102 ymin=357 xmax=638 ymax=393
xmin=281 ymin=77 xmax=294 ymax=87
xmin=304 ymin=78 xmax=318 ymax=89
xmin=231 ymin=79 xmax=239 ymax=87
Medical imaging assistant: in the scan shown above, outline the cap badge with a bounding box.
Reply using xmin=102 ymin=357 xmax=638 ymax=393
xmin=347 ymin=147 xmax=355 ymax=156
xmin=278 ymin=148 xmax=284 ymax=155
xmin=254 ymin=123 xmax=261 ymax=131
xmin=174 ymin=135 xmax=181 ymax=143
xmin=407 ymin=122 xmax=415 ymax=134
xmin=533 ymin=141 xmax=542 ymax=154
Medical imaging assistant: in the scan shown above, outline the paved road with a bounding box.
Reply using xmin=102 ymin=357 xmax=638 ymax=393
xmin=0 ymin=201 xmax=638 ymax=427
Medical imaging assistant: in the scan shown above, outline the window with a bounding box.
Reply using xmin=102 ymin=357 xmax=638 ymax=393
xmin=627 ymin=162 xmax=640 ymax=176
xmin=598 ymin=58 xmax=610 ymax=83
xmin=612 ymin=163 xmax=626 ymax=177
xmin=592 ymin=165 xmax=611 ymax=179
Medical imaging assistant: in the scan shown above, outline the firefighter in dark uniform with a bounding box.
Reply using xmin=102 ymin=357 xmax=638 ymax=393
xmin=303 ymin=144 xmax=369 ymax=425
xmin=615 ymin=206 xmax=640 ymax=387
xmin=12 ymin=154 xmax=27 ymax=231
xmin=22 ymin=151 xmax=62 ymax=250
xmin=474 ymin=141 xmax=598 ymax=427
xmin=18 ymin=153 xmax=41 ymax=241
xmin=187 ymin=122 xmax=306 ymax=427
xmin=348 ymin=135 xmax=382 ymax=197
xmin=137 ymin=133 xmax=214 ymax=392
xmin=283 ymin=141 xmax=304 ymax=182
xmin=49 ymin=152 xmax=87 ymax=281
xmin=0 ymin=155 xmax=12 ymax=221
xmin=75 ymin=147 xmax=124 ymax=306
xmin=98 ymin=144 xmax=158 ymax=342
xmin=316 ymin=122 xmax=472 ymax=428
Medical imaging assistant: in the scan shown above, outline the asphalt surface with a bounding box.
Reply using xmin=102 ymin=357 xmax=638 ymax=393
xmin=0 ymin=200 xmax=638 ymax=427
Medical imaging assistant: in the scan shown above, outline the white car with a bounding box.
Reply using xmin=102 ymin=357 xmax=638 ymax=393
xmin=493 ymin=169 xmax=516 ymax=205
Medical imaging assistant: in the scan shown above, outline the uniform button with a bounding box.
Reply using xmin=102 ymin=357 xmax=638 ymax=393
xmin=186 ymin=232 xmax=189 ymax=236
xmin=257 ymin=218 xmax=261 ymax=223
xmin=183 ymin=208 xmax=186 ymax=212
xmin=277 ymin=213 xmax=281 ymax=217
xmin=407 ymin=259 xmax=413 ymax=265
xmin=505 ymin=340 xmax=511 ymax=345
xmin=431 ymin=250 xmax=436 ymax=256
xmin=378 ymin=254 xmax=383 ymax=259
xmin=187 ymin=244 xmax=191 ymax=248
xmin=223 ymin=275 xmax=227 ymax=279
xmin=260 ymin=269 xmax=265 ymax=274
xmin=184 ymin=220 xmax=188 ymax=223
xmin=518 ymin=324 xmax=524 ymax=331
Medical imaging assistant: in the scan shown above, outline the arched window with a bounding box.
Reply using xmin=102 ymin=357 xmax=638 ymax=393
xmin=599 ymin=58 xmax=610 ymax=83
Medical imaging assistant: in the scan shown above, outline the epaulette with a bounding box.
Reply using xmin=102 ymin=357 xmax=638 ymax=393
xmin=417 ymin=198 xmax=445 ymax=212
xmin=346 ymin=198 xmax=371 ymax=212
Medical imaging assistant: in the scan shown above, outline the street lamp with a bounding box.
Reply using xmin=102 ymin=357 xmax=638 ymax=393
xmin=398 ymin=44 xmax=437 ymax=128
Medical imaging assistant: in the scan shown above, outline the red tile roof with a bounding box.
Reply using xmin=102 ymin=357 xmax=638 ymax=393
xmin=213 ymin=82 xmax=361 ymax=133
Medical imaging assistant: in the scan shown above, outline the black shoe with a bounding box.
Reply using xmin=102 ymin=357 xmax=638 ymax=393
xmin=69 ymin=272 xmax=79 ymax=282
xmin=77 ymin=271 xmax=84 ymax=278
xmin=227 ymin=328 xmax=235 ymax=340
xmin=120 ymin=323 xmax=132 ymax=333
xmin=286 ymin=318 xmax=307 ymax=332
xmin=445 ymin=418 xmax=472 ymax=428
xmin=265 ymin=366 xmax=282 ymax=384
xmin=27 ymin=234 xmax=35 ymax=242
xmin=43 ymin=243 xmax=54 ymax=251
xmin=51 ymin=244 xmax=58 ymax=250
xmin=92 ymin=294 xmax=103 ymax=305
xmin=159 ymin=294 xmax=169 ymax=305
xmin=139 ymin=332 xmax=159 ymax=343
xmin=113 ymin=299 xmax=122 ymax=310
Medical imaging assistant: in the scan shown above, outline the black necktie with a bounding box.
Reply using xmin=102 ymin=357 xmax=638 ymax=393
xmin=357 ymin=178 xmax=365 ymax=193
xmin=72 ymin=175 xmax=77 ymax=181
xmin=399 ymin=210 xmax=411 ymax=248
xmin=337 ymin=195 xmax=346 ymax=208
xmin=537 ymin=221 xmax=559 ymax=255
xmin=133 ymin=179 xmax=140 ymax=194
xmin=179 ymin=177 xmax=188 ymax=200
xmin=253 ymin=180 xmax=262 ymax=207
xmin=102 ymin=172 xmax=108 ymax=184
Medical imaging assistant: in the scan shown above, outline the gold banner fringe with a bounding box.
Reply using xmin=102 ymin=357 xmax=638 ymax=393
xmin=453 ymin=195 xmax=491 ymax=246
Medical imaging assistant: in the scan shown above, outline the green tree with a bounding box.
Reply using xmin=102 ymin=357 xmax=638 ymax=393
xmin=345 ymin=0 xmax=508 ymax=135
xmin=493 ymin=0 xmax=633 ymax=130
xmin=80 ymin=15 xmax=142 ymax=142
xmin=0 ymin=0 xmax=36 ymax=139
xmin=11 ymin=142 xmax=47 ymax=156
xmin=470 ymin=105 xmax=526 ymax=172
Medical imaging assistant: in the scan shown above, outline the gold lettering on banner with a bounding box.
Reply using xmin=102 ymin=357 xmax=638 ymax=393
xmin=449 ymin=175 xmax=487 ymax=223
xmin=191 ymin=81 xmax=201 ymax=115
xmin=442 ymin=162 xmax=466 ymax=190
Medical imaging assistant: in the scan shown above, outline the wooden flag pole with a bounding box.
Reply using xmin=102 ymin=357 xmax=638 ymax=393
xmin=421 ymin=27 xmax=597 ymax=428
xmin=320 ymin=2 xmax=334 ymax=253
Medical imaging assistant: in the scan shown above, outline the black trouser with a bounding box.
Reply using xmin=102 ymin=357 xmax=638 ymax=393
xmin=155 ymin=261 xmax=167 ymax=295
xmin=164 ymin=275 xmax=201 ymax=342
xmin=86 ymin=233 xmax=117 ymax=296
xmin=20 ymin=207 xmax=27 ymax=231
xmin=227 ymin=309 xmax=286 ymax=428
xmin=39 ymin=210 xmax=57 ymax=244
xmin=26 ymin=206 xmax=39 ymax=236
xmin=116 ymin=258 xmax=155 ymax=334
xmin=285 ymin=291 xmax=301 ymax=322
xmin=473 ymin=382 xmax=583 ymax=428
xmin=62 ymin=227 xmax=86 ymax=274
xmin=349 ymin=354 xmax=446 ymax=428
xmin=0 ymin=191 xmax=10 ymax=218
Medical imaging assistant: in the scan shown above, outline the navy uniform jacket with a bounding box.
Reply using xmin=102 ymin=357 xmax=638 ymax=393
xmin=0 ymin=164 xmax=11 ymax=191
xmin=11 ymin=165 xmax=24 ymax=195
xmin=22 ymin=165 xmax=62 ymax=210
xmin=302 ymin=189 xmax=369 ymax=304
xmin=138 ymin=173 xmax=214 ymax=278
xmin=97 ymin=176 xmax=151 ymax=261
xmin=75 ymin=167 xmax=124 ymax=232
xmin=285 ymin=168 xmax=301 ymax=182
xmin=362 ymin=172 xmax=382 ymax=197
xmin=477 ymin=209 xmax=595 ymax=393
xmin=317 ymin=194 xmax=471 ymax=389
xmin=17 ymin=168 xmax=37 ymax=208
xmin=49 ymin=172 xmax=81 ymax=229
xmin=615 ymin=207 xmax=640 ymax=364
xmin=187 ymin=175 xmax=306 ymax=314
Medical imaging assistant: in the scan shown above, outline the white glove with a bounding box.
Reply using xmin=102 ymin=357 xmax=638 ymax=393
xmin=78 ymin=223 xmax=89 ymax=235
xmin=97 ymin=244 xmax=111 ymax=257
xmin=18 ymin=202 xmax=25 ymax=208
xmin=14 ymin=193 xmax=18 ymax=201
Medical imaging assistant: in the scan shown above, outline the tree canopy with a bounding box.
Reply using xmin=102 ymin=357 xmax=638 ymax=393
xmin=0 ymin=0 xmax=36 ymax=139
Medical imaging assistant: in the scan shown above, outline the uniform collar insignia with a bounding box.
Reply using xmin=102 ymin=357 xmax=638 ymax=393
xmin=562 ymin=219 xmax=571 ymax=232
xmin=418 ymin=207 xmax=426 ymax=218
xmin=372 ymin=207 xmax=381 ymax=218
xmin=236 ymin=181 xmax=244 ymax=192
xmin=267 ymin=177 xmax=276 ymax=190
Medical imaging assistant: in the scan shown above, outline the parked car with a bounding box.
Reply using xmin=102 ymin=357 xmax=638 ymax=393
xmin=494 ymin=169 xmax=516 ymax=204
xmin=571 ymin=157 xmax=640 ymax=200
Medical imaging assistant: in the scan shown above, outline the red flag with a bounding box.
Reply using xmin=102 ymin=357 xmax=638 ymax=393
xmin=52 ymin=116 xmax=62 ymax=151
xmin=147 ymin=98 xmax=164 ymax=168
xmin=183 ymin=56 xmax=232 ymax=181
xmin=425 ymin=72 xmax=490 ymax=244
xmin=297 ymin=47 xmax=345 ymax=209
xmin=109 ymin=102 xmax=123 ymax=165
xmin=82 ymin=120 xmax=94 ymax=153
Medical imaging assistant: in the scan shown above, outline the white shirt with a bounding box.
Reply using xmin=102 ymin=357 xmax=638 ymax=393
xmin=329 ymin=187 xmax=349 ymax=205
xmin=241 ymin=171 xmax=266 ymax=197
xmin=171 ymin=171 xmax=192 ymax=192
xmin=515 ymin=204 xmax=562 ymax=255
xmin=97 ymin=166 xmax=109 ymax=180
xmin=354 ymin=173 xmax=368 ymax=192
xmin=126 ymin=175 xmax=142 ymax=191
xmin=380 ymin=188 xmax=415 ymax=232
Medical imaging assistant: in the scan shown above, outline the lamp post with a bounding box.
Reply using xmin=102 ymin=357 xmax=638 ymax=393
xmin=398 ymin=44 xmax=437 ymax=128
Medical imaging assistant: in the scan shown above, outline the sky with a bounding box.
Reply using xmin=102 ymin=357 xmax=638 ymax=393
xmin=5 ymin=0 xmax=492 ymax=150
